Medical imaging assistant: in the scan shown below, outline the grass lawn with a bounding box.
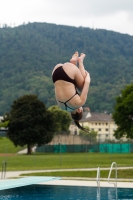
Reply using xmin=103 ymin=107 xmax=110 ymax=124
xmin=0 ymin=152 xmax=133 ymax=171
xmin=1 ymin=138 xmax=133 ymax=180
xmin=0 ymin=137 xmax=25 ymax=153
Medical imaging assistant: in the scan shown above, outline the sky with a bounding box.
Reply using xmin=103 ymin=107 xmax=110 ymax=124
xmin=0 ymin=0 xmax=133 ymax=36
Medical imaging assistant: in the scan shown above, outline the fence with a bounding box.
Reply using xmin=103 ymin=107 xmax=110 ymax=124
xmin=36 ymin=143 xmax=133 ymax=153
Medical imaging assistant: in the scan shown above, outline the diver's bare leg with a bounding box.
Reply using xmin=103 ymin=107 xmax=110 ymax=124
xmin=70 ymin=51 xmax=79 ymax=66
xmin=78 ymin=53 xmax=86 ymax=78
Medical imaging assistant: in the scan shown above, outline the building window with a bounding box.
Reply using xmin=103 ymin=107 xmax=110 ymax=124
xmin=105 ymin=129 xmax=108 ymax=131
xmin=91 ymin=128 xmax=94 ymax=130
xmin=99 ymin=123 xmax=101 ymax=125
xmin=106 ymin=123 xmax=108 ymax=125
xmin=95 ymin=123 xmax=97 ymax=125
xmin=99 ymin=129 xmax=101 ymax=131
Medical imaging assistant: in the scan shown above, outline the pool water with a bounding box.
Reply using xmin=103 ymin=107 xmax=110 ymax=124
xmin=0 ymin=185 xmax=133 ymax=200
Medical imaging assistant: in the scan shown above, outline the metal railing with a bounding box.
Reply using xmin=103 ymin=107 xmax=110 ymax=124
xmin=96 ymin=163 xmax=117 ymax=199
xmin=1 ymin=161 xmax=7 ymax=179
xmin=96 ymin=167 xmax=100 ymax=187
xmin=108 ymin=162 xmax=117 ymax=188
xmin=96 ymin=167 xmax=100 ymax=199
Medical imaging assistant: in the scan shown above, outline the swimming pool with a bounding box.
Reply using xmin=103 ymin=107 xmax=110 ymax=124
xmin=0 ymin=184 xmax=132 ymax=200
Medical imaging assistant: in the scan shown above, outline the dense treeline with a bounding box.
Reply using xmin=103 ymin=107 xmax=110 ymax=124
xmin=0 ymin=22 xmax=133 ymax=115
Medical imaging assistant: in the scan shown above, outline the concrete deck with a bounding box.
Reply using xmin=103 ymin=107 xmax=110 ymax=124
xmin=39 ymin=179 xmax=133 ymax=188
xmin=1 ymin=168 xmax=133 ymax=189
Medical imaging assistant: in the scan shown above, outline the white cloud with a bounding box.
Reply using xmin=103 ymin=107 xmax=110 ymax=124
xmin=0 ymin=0 xmax=133 ymax=35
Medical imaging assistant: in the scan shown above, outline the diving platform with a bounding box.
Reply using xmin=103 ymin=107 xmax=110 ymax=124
xmin=0 ymin=176 xmax=61 ymax=190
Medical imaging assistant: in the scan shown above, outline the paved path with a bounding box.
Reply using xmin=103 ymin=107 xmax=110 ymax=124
xmin=17 ymin=147 xmax=36 ymax=154
xmin=4 ymin=166 xmax=133 ymax=178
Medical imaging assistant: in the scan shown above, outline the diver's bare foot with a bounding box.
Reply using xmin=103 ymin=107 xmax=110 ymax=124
xmin=70 ymin=51 xmax=79 ymax=65
xmin=78 ymin=53 xmax=86 ymax=63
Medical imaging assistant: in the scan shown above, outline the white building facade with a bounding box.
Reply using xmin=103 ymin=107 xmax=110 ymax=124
xmin=69 ymin=111 xmax=117 ymax=142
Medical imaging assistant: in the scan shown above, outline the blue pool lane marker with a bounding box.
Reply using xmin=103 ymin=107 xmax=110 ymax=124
xmin=0 ymin=176 xmax=61 ymax=190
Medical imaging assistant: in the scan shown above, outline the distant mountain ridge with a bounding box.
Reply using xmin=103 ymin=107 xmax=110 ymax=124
xmin=0 ymin=22 xmax=133 ymax=115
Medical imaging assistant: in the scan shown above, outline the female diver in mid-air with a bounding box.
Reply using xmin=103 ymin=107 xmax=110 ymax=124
xmin=52 ymin=51 xmax=91 ymax=131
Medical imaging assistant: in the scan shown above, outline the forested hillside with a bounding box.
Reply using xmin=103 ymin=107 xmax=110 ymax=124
xmin=0 ymin=22 xmax=133 ymax=115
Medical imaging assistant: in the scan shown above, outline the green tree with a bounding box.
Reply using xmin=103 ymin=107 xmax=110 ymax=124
xmin=79 ymin=126 xmax=97 ymax=142
xmin=5 ymin=94 xmax=57 ymax=154
xmin=112 ymin=84 xmax=133 ymax=139
xmin=0 ymin=121 xmax=9 ymax=128
xmin=48 ymin=105 xmax=71 ymax=133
